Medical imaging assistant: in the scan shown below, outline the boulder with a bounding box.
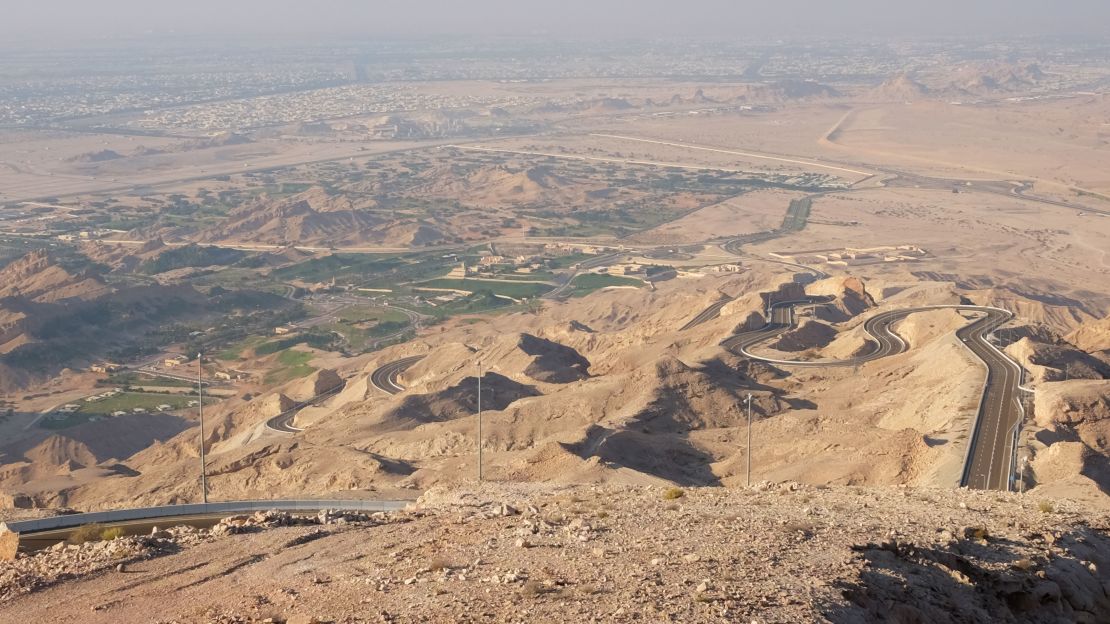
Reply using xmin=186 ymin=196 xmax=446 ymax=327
xmin=0 ymin=528 xmax=19 ymax=561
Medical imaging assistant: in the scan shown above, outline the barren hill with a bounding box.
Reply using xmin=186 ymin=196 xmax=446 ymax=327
xmin=1068 ymin=314 xmax=1110 ymax=355
xmin=195 ymin=186 xmax=454 ymax=248
xmin=414 ymin=164 xmax=608 ymax=209
xmin=0 ymin=250 xmax=110 ymax=303
xmin=868 ymin=73 xmax=931 ymax=102
xmin=197 ymin=188 xmax=383 ymax=246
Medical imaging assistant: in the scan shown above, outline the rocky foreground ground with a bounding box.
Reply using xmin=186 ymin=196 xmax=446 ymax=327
xmin=2 ymin=483 xmax=1110 ymax=623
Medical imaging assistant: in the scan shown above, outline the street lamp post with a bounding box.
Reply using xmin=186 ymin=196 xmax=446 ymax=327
xmin=197 ymin=352 xmax=208 ymax=505
xmin=477 ymin=360 xmax=483 ymax=482
xmin=745 ymin=393 xmax=753 ymax=487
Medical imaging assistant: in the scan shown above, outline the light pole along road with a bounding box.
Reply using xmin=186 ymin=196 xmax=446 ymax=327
xmin=723 ymin=300 xmax=1023 ymax=491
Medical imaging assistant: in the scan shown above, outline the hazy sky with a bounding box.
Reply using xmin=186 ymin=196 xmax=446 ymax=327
xmin=7 ymin=0 xmax=1110 ymax=40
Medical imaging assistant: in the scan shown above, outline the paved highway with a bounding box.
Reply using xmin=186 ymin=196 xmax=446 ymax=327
xmin=265 ymin=384 xmax=347 ymax=434
xmin=722 ymin=299 xmax=1021 ymax=490
xmin=369 ymin=355 xmax=426 ymax=395
xmin=680 ymin=296 xmax=735 ymax=330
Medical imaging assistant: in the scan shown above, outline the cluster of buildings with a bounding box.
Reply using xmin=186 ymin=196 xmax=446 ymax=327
xmin=0 ymin=63 xmax=344 ymax=126
xmin=127 ymin=85 xmax=515 ymax=133
xmin=775 ymin=245 xmax=929 ymax=267
xmin=83 ymin=388 xmax=123 ymax=403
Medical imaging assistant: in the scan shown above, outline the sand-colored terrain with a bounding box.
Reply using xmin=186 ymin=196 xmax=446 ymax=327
xmin=2 ymin=59 xmax=1110 ymax=516
xmin=4 ymin=483 xmax=1108 ymax=623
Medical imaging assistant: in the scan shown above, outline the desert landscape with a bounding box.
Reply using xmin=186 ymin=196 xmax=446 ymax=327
xmin=2 ymin=13 xmax=1110 ymax=621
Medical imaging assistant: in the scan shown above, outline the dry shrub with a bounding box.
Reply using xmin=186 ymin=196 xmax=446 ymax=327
xmin=100 ymin=527 xmax=125 ymax=541
xmin=67 ymin=523 xmax=106 ymax=545
xmin=429 ymin=557 xmax=453 ymax=572
xmin=521 ymin=580 xmax=546 ymax=598
xmin=662 ymin=487 xmax=685 ymax=500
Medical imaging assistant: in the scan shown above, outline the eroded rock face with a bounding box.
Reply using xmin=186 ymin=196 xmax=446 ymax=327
xmin=0 ymin=493 xmax=33 ymax=511
xmin=260 ymin=393 xmax=297 ymax=417
xmin=771 ymin=320 xmax=838 ymax=352
xmin=386 ymin=372 xmax=542 ymax=423
xmin=517 ymin=334 xmax=590 ymax=384
xmin=310 ymin=369 xmax=344 ymax=396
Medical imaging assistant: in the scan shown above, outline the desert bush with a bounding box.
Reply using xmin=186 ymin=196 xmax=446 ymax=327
xmin=67 ymin=523 xmax=107 ymax=545
xmin=521 ymin=580 xmax=546 ymax=598
xmin=100 ymin=527 xmax=125 ymax=541
xmin=662 ymin=487 xmax=685 ymax=500
xmin=429 ymin=557 xmax=453 ymax=572
xmin=1038 ymin=501 xmax=1055 ymax=514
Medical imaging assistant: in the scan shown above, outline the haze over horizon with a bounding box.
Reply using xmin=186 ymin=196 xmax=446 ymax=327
xmin=6 ymin=0 xmax=1110 ymax=42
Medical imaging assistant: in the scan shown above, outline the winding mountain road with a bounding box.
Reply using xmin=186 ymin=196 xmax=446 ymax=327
xmin=369 ymin=355 xmax=426 ymax=395
xmin=722 ymin=300 xmax=1022 ymax=490
xmin=264 ymin=384 xmax=347 ymax=434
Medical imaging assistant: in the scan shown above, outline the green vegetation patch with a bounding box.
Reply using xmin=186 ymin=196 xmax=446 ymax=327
xmin=139 ymin=244 xmax=247 ymax=275
xmin=42 ymin=392 xmax=216 ymax=429
xmin=254 ymin=331 xmax=337 ymax=356
xmin=337 ymin=306 xmax=409 ymax=325
xmin=546 ymin=253 xmax=597 ymax=269
xmin=217 ymin=335 xmax=267 ymax=361
xmin=569 ymin=273 xmax=643 ymax=297
xmin=430 ymin=291 xmax=514 ymax=317
xmin=264 ymin=348 xmax=317 ymax=385
xmin=417 ymin=279 xmax=551 ymax=300
xmin=270 ymin=254 xmax=405 ymax=283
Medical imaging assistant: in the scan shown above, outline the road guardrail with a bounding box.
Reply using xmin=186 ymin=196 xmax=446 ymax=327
xmin=1 ymin=499 xmax=410 ymax=535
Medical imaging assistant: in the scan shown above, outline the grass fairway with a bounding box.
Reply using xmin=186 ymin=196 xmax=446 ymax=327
xmin=416 ymin=278 xmax=552 ymax=299
xmin=337 ymin=305 xmax=410 ymax=325
xmin=218 ymin=335 xmax=267 ymax=361
xmin=569 ymin=273 xmax=644 ymax=296
xmin=264 ymin=349 xmax=317 ymax=385
xmin=42 ymin=392 xmax=217 ymax=429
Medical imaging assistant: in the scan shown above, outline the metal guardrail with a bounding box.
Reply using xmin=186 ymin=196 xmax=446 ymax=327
xmin=1 ymin=499 xmax=410 ymax=535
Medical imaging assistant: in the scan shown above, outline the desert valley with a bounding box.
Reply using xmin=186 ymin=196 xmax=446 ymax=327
xmin=1 ymin=24 xmax=1110 ymax=622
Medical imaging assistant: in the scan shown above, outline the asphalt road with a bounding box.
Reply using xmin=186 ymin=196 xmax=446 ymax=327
xmin=369 ymin=355 xmax=426 ymax=395
xmin=722 ymin=301 xmax=1020 ymax=490
xmin=679 ymin=296 xmax=735 ymax=331
xmin=264 ymin=384 xmax=347 ymax=434
xmin=956 ymin=311 xmax=1024 ymax=491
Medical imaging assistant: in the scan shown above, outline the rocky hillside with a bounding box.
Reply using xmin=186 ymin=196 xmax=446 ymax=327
xmin=0 ymin=250 xmax=110 ymax=303
xmin=6 ymin=270 xmax=1098 ymax=512
xmin=2 ymin=482 xmax=1108 ymax=623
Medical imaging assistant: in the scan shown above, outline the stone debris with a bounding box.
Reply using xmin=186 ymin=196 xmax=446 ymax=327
xmin=0 ymin=507 xmax=406 ymax=604
xmin=2 ymin=485 xmax=1109 ymax=622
